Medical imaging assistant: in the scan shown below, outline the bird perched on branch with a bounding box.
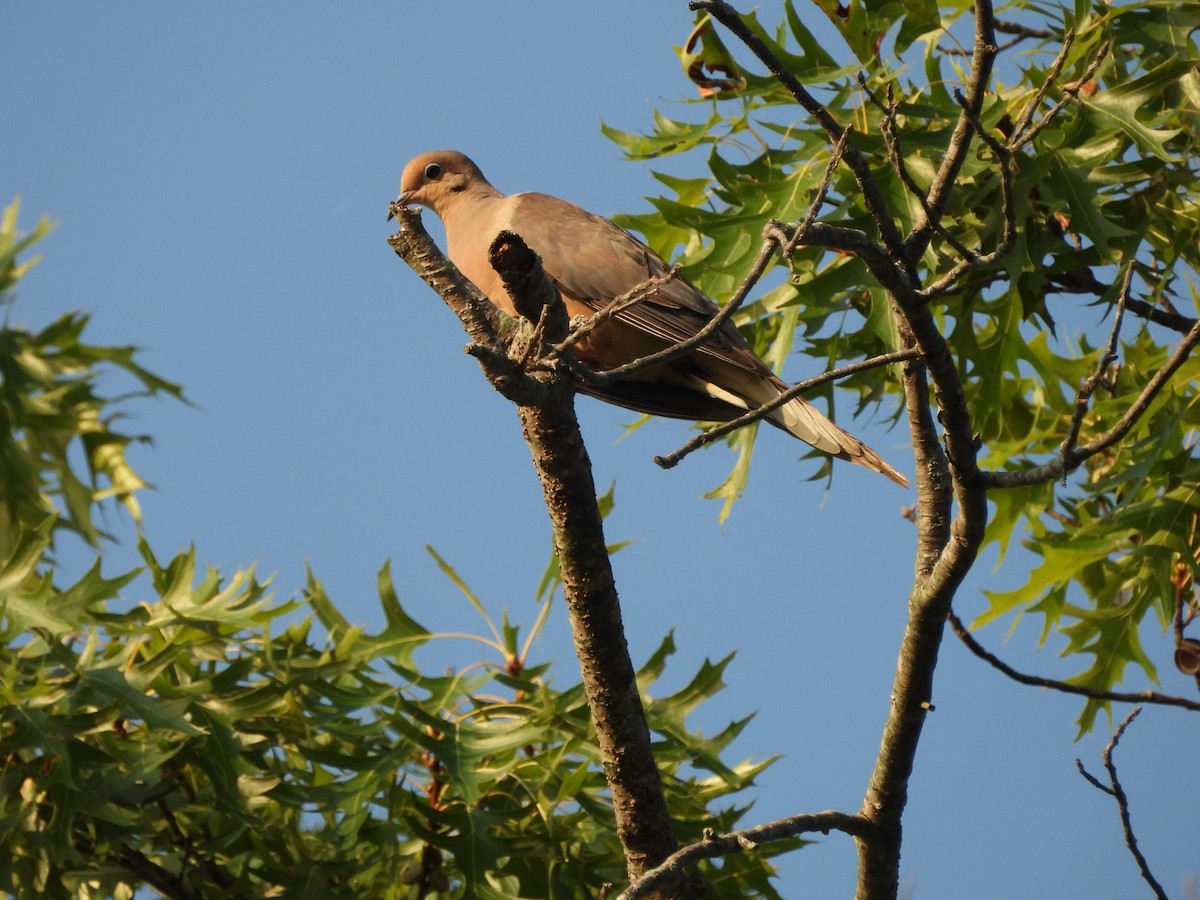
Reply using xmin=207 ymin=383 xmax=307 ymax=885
xmin=392 ymin=149 xmax=908 ymax=487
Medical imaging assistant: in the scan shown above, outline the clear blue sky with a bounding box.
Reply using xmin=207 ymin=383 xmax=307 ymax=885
xmin=3 ymin=5 xmax=1194 ymax=897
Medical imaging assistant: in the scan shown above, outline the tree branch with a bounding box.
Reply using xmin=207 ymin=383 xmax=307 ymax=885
xmin=1076 ymin=708 xmax=1169 ymax=900
xmin=388 ymin=220 xmax=691 ymax=895
xmin=899 ymin=324 xmax=953 ymax=578
xmin=921 ymin=87 xmax=1017 ymax=298
xmin=948 ymin=610 xmax=1200 ymax=712
xmin=993 ymin=19 xmax=1054 ymax=40
xmin=698 ymin=15 xmax=992 ymax=890
xmin=1122 ymin=288 xmax=1197 ymax=335
xmin=1010 ymin=38 xmax=1110 ymax=154
xmin=385 ymin=208 xmax=552 ymax=408
xmin=1074 ymin=758 xmax=1114 ymax=794
xmin=850 ymin=6 xmax=999 ymax=897
xmin=618 ymin=810 xmax=877 ymax=900
xmin=859 ymin=77 xmax=978 ymax=265
xmin=777 ymin=217 xmax=982 ymax=485
xmin=386 ymin=204 xmax=508 ymax=350
xmin=1008 ymin=28 xmax=1076 ymax=150
xmin=777 ymin=125 xmax=852 ymax=263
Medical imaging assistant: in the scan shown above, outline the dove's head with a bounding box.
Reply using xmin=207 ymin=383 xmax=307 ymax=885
xmin=391 ymin=150 xmax=497 ymax=220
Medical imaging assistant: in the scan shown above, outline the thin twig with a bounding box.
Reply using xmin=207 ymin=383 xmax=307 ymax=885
xmin=654 ymin=348 xmax=920 ymax=468
xmin=513 ymin=302 xmax=553 ymax=370
xmin=950 ymin=87 xmax=1017 ymax=260
xmin=554 ymin=268 xmax=680 ymax=353
xmin=940 ymin=36 xmax=1048 ymax=56
xmin=574 ymin=230 xmax=779 ymax=387
xmin=1174 ymin=545 xmax=1194 ymax=646
xmin=948 ymin=611 xmax=1200 ymax=712
xmin=618 ymin=810 xmax=876 ymax=900
xmin=859 ymin=75 xmax=978 ymax=265
xmin=1010 ymin=29 xmax=1075 ymax=145
xmin=995 ymin=19 xmax=1054 ymax=40
xmin=1054 ymin=309 xmax=1199 ymax=456
xmin=1077 ymin=709 xmax=1169 ymax=900
xmin=921 ymin=87 xmax=1018 ymax=297
xmin=1010 ymin=38 xmax=1110 ymax=153
xmin=1125 ymin=295 xmax=1198 ymax=335
xmin=764 ymin=128 xmax=852 ymax=287
xmin=785 ymin=126 xmax=852 ymax=257
xmin=1074 ymin=758 xmax=1114 ymax=794
xmin=1060 ymin=262 xmax=1134 ymax=460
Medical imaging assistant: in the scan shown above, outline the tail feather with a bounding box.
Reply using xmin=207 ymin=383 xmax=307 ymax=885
xmin=702 ymin=370 xmax=910 ymax=488
xmin=775 ymin=394 xmax=909 ymax=487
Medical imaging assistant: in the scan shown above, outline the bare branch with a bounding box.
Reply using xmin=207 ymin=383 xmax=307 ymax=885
xmin=671 ymin=10 xmax=997 ymax=900
xmin=386 ymin=204 xmax=508 ymax=350
xmin=1124 ymin=294 xmax=1198 ymax=335
xmin=387 ymin=210 xmax=553 ymax=408
xmin=1078 ymin=709 xmax=1169 ymax=900
xmin=897 ymin=324 xmax=953 ymax=578
xmin=1074 ymin=759 xmax=1114 ymax=795
xmin=779 ymin=221 xmax=917 ymax=302
xmin=948 ymin=611 xmax=1200 ymax=712
xmin=619 ymin=810 xmax=877 ymax=900
xmin=784 ymin=126 xmax=852 ymax=257
xmin=765 ymin=126 xmax=856 ymax=286
xmin=390 ymin=220 xmax=689 ymax=893
xmin=654 ymin=348 xmax=920 ymax=469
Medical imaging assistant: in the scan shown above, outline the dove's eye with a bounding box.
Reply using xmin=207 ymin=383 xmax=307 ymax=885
xmin=424 ymin=163 xmax=443 ymax=180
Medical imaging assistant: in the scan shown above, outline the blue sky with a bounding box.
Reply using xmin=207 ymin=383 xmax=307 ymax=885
xmin=3 ymin=5 xmax=1195 ymax=897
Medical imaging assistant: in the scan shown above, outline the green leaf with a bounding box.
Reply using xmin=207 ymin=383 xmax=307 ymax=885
xmin=703 ymin=423 xmax=758 ymax=524
xmin=1080 ymin=58 xmax=1191 ymax=162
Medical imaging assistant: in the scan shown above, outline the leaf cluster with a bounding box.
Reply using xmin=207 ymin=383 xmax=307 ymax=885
xmin=1 ymin=542 xmax=790 ymax=899
xmin=0 ymin=199 xmax=184 ymax=556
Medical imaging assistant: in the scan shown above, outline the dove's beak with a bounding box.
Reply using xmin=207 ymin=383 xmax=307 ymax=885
xmin=386 ymin=191 xmax=413 ymax=222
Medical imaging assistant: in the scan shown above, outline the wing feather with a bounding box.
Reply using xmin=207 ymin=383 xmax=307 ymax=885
xmin=510 ymin=193 xmax=765 ymax=375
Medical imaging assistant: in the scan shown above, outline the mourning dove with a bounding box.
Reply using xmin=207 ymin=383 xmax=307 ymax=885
xmin=393 ymin=150 xmax=908 ymax=487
